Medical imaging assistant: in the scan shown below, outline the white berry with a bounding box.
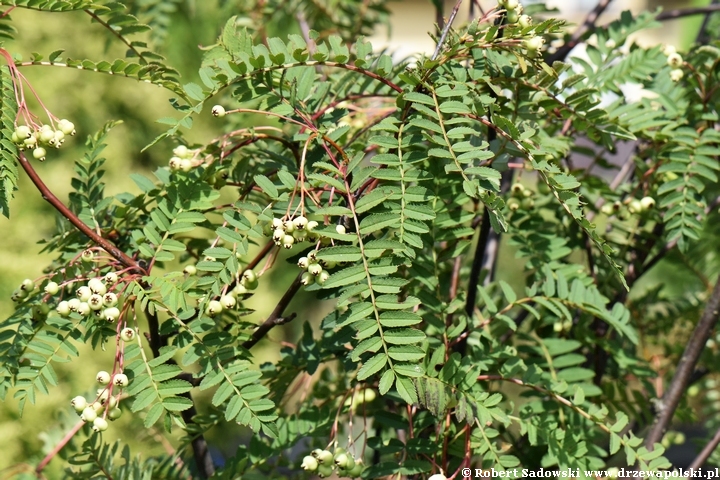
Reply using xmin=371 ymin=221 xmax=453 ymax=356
xmin=335 ymin=225 xmax=346 ymax=235
xmin=88 ymin=278 xmax=107 ymax=295
xmin=103 ymin=307 xmax=120 ymax=322
xmin=120 ymin=327 xmax=135 ymax=342
xmin=80 ymin=406 xmax=97 ymax=422
xmin=57 ymin=301 xmax=71 ymax=317
xmin=96 ymin=371 xmax=111 ymax=385
xmin=113 ymin=373 xmax=129 ymax=387
xmin=44 ymin=281 xmax=59 ymax=295
xmin=92 ymin=417 xmax=109 ymax=432
xmin=76 ymin=286 xmax=92 ymax=301
xmin=211 ymin=105 xmax=226 ymax=117
xmin=104 ymin=272 xmax=118 ymax=284
xmin=206 ymin=300 xmax=223 ymax=317
xmin=220 ymin=295 xmax=236 ymax=309
xmin=103 ymin=292 xmax=118 ymax=307
xmin=71 ymin=396 xmax=87 ymax=412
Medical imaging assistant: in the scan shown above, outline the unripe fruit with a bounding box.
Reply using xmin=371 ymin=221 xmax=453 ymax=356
xmin=628 ymin=199 xmax=642 ymax=214
xmin=120 ymin=328 xmax=135 ymax=342
xmin=505 ymin=0 xmax=519 ymax=10
xmin=108 ymin=407 xmax=122 ymax=420
xmin=670 ymin=68 xmax=684 ymax=82
xmin=335 ymin=224 xmax=346 ymax=235
xmin=316 ymin=270 xmax=331 ymax=285
xmin=524 ymin=36 xmax=544 ymax=52
xmin=314 ymin=450 xmax=334 ymax=465
xmin=103 ymin=307 xmax=120 ymax=322
xmin=57 ymin=301 xmax=71 ymax=317
xmin=92 ymin=401 xmax=105 ymax=413
xmin=347 ymin=461 xmax=364 ymax=477
xmin=169 ymin=157 xmax=182 ymax=171
xmin=507 ymin=198 xmax=521 ymax=211
xmin=282 ymin=235 xmax=295 ymax=249
xmin=58 ymin=119 xmax=76 ymax=136
xmin=306 ymin=220 xmax=319 ymax=232
xmin=96 ymin=371 xmax=111 ymax=385
xmin=292 ymin=216 xmax=308 ymax=230
xmin=173 ymin=145 xmax=189 ymax=158
xmin=15 ymin=125 xmax=31 ymax=139
xmin=76 ymin=286 xmax=92 ymax=301
xmin=183 ymin=265 xmax=197 ymax=275
xmin=242 ymin=270 xmax=257 ymax=284
xmin=180 ymin=159 xmax=193 ymax=172
xmin=233 ymin=284 xmax=248 ymax=296
xmin=113 ymin=373 xmax=129 ymax=387
xmin=308 ymin=263 xmax=323 ymax=276
xmin=301 ymin=455 xmax=319 ymax=471
xmin=317 ymin=464 xmax=334 ymax=478
xmin=104 ymin=272 xmax=118 ymax=284
xmin=518 ymin=14 xmax=532 ymax=28
xmin=272 ymin=228 xmax=285 ymax=242
xmin=67 ymin=298 xmax=81 ymax=311
xmin=71 ymin=396 xmax=87 ymax=412
xmin=92 ymin=417 xmax=109 ymax=432
xmin=640 ymin=196 xmax=655 ymax=210
xmin=663 ymin=44 xmax=676 ymax=56
xmin=103 ymin=292 xmax=118 ymax=307
xmin=77 ymin=302 xmax=91 ymax=316
xmin=45 ymin=281 xmax=59 ymax=295
xmin=334 ymin=452 xmax=350 ymax=469
xmin=88 ymin=294 xmax=104 ymax=310
xmin=39 ymin=127 xmax=55 ymax=143
xmin=506 ymin=9 xmax=519 ymax=23
xmin=81 ymin=406 xmax=97 ymax=422
xmin=81 ymin=249 xmax=95 ymax=262
xmin=298 ymin=257 xmax=309 ymax=269
xmin=88 ymin=278 xmax=106 ymax=295
xmin=206 ymin=300 xmax=223 ymax=317
xmin=667 ymin=53 xmax=683 ymax=68
xmin=32 ymin=147 xmax=46 ymax=160
xmin=293 ymin=230 xmax=307 ymax=242
xmin=211 ymin=105 xmax=226 ymax=117
xmin=220 ymin=295 xmax=236 ymax=309
xmin=272 ymin=217 xmax=283 ymax=229
xmin=429 ymin=474 xmax=448 ymax=480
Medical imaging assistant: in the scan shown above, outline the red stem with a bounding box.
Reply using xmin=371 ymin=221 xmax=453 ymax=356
xmin=17 ymin=153 xmax=145 ymax=274
xmin=35 ymin=420 xmax=84 ymax=474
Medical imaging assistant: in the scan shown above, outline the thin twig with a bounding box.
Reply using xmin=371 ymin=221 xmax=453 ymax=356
xmin=657 ymin=5 xmax=720 ymax=21
xmin=695 ymin=0 xmax=720 ymax=44
xmin=17 ymin=153 xmax=145 ymax=274
xmin=644 ymin=273 xmax=720 ymax=450
xmin=241 ymin=274 xmax=303 ymax=350
xmin=546 ymin=0 xmax=614 ymax=64
xmin=688 ymin=425 xmax=720 ymax=470
xmin=35 ymin=420 xmax=84 ymax=474
xmin=432 ymin=0 xmax=464 ymax=61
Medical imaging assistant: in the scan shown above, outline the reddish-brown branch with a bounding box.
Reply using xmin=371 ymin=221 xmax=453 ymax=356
xmin=17 ymin=153 xmax=145 ymax=274
xmin=35 ymin=420 xmax=84 ymax=474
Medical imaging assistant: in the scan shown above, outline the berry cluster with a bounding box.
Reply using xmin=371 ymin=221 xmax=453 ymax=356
xmin=301 ymin=448 xmax=364 ymax=478
xmin=71 ymin=368 xmax=130 ymax=433
xmin=200 ymin=269 xmax=257 ymax=317
xmin=53 ymin=272 xmax=121 ymax=322
xmin=11 ymin=119 xmax=75 ymax=162
xmin=600 ymin=196 xmax=655 ymax=217
xmin=297 ymin=250 xmax=332 ymax=286
xmin=168 ymin=144 xmax=198 ymax=173
xmin=262 ymin=215 xmax=329 ymax=250
xmin=507 ymin=183 xmax=535 ymax=212
xmin=664 ymin=46 xmax=684 ymax=82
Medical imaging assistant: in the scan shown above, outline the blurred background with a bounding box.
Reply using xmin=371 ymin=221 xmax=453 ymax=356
xmin=0 ymin=0 xmax=712 ymax=476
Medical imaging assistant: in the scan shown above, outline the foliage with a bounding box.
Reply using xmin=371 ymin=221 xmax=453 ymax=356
xmin=1 ymin=0 xmax=720 ymax=478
